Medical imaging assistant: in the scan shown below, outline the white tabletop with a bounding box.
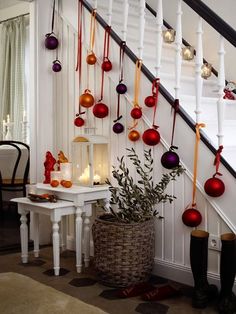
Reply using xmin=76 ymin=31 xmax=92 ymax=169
xmin=11 ymin=197 xmax=74 ymax=209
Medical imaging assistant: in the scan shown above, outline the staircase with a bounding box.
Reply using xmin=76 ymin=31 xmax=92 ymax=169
xmin=56 ymin=0 xmax=236 ymax=287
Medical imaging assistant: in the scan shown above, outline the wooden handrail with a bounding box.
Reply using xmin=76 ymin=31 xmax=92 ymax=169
xmin=82 ymin=0 xmax=236 ymax=179
xmin=183 ymin=0 xmax=236 ymax=48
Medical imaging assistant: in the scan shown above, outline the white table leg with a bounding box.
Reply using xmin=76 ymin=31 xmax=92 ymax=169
xmin=20 ymin=209 xmax=28 ymax=263
xmin=52 ymin=220 xmax=60 ymax=276
xmin=75 ymin=206 xmax=83 ymax=273
xmin=60 ymin=216 xmax=67 ymax=251
xmin=84 ymin=204 xmax=92 ymax=267
xmin=33 ymin=212 xmax=39 ymax=257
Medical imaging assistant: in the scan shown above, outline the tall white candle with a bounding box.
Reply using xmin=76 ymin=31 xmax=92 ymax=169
xmin=7 ymin=114 xmax=10 ymax=123
xmin=138 ymin=0 xmax=146 ymax=60
xmin=23 ymin=110 xmax=27 ymax=122
xmin=122 ymin=1 xmax=129 ymax=42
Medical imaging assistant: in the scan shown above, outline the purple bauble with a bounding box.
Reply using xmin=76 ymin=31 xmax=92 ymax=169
xmin=161 ymin=151 xmax=179 ymax=169
xmin=116 ymin=83 xmax=127 ymax=94
xmin=45 ymin=35 xmax=59 ymax=50
xmin=52 ymin=61 xmax=62 ymax=72
xmin=113 ymin=122 xmax=124 ymax=134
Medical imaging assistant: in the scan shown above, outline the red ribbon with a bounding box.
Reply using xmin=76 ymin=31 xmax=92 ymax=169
xmin=213 ymin=145 xmax=223 ymax=176
xmin=152 ymin=78 xmax=160 ymax=128
xmin=170 ymin=99 xmax=180 ymax=147
xmin=99 ymin=26 xmax=111 ymax=102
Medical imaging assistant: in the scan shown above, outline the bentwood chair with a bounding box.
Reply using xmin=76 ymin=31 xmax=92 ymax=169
xmin=0 ymin=141 xmax=30 ymax=210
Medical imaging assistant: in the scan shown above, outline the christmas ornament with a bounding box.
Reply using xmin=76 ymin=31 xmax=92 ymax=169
xmin=113 ymin=41 xmax=127 ymax=134
xmin=161 ymin=149 xmax=179 ymax=169
xmin=131 ymin=108 xmax=142 ymax=119
xmin=74 ymin=116 xmax=85 ymax=127
xmin=86 ymin=53 xmax=97 ymax=65
xmin=182 ymin=123 xmax=205 ymax=228
xmin=52 ymin=60 xmax=62 ymax=72
xmin=204 ymin=177 xmax=225 ymax=197
xmin=45 ymin=34 xmax=58 ymax=50
xmin=128 ymin=130 xmax=140 ymax=142
xmin=144 ymin=95 xmax=156 ymax=108
xmin=204 ymin=145 xmax=225 ymax=197
xmin=93 ymin=103 xmax=109 ymax=118
xmin=45 ymin=0 xmax=58 ymax=50
xmin=113 ymin=122 xmax=124 ymax=134
xmin=142 ymin=128 xmax=160 ymax=146
xmin=182 ymin=208 xmax=202 ymax=227
xmin=102 ymin=59 xmax=112 ymax=72
xmin=79 ymin=90 xmax=94 ymax=108
xmin=116 ymin=83 xmax=127 ymax=94
xmin=86 ymin=9 xmax=97 ymax=65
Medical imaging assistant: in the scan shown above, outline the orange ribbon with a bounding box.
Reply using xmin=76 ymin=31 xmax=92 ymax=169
xmin=133 ymin=59 xmax=142 ymax=108
xmin=89 ymin=9 xmax=96 ymax=53
xmin=192 ymin=123 xmax=205 ymax=207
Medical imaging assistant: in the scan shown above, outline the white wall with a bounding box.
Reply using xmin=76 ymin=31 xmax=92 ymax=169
xmin=0 ymin=2 xmax=29 ymax=20
xmin=147 ymin=0 xmax=236 ymax=82
xmin=46 ymin=0 xmax=233 ymax=287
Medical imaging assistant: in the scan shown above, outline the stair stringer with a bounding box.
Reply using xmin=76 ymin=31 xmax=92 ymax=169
xmin=56 ymin=2 xmax=235 ymax=287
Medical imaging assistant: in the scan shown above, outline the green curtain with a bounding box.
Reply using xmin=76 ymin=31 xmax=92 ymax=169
xmin=0 ymin=16 xmax=26 ymax=140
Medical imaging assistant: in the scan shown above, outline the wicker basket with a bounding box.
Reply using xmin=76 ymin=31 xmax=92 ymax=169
xmin=92 ymin=215 xmax=155 ymax=287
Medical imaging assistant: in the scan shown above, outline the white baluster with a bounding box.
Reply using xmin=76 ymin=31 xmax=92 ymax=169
xmin=155 ymin=0 xmax=163 ymax=78
xmin=121 ymin=0 xmax=129 ymax=42
xmin=107 ymin=0 xmax=113 ymax=27
xmin=138 ymin=0 xmax=145 ymax=60
xmin=217 ymin=35 xmax=225 ymax=146
xmin=195 ymin=17 xmax=203 ymax=123
xmin=174 ymin=0 xmax=182 ymax=100
xmin=94 ymin=0 xmax=97 ymax=9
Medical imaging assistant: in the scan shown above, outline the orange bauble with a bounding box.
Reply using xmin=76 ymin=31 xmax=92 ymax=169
xmin=86 ymin=53 xmax=97 ymax=65
xmin=79 ymin=91 xmax=94 ymax=108
xmin=128 ymin=130 xmax=140 ymax=142
xmin=62 ymin=180 xmax=72 ymax=188
xmin=50 ymin=180 xmax=59 ymax=187
xmin=60 ymin=180 xmax=66 ymax=186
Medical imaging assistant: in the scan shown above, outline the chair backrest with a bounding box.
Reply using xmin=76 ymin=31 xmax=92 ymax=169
xmin=0 ymin=141 xmax=30 ymax=187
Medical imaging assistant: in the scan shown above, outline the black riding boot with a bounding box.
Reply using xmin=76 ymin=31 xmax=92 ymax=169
xmin=190 ymin=230 xmax=218 ymax=308
xmin=218 ymin=233 xmax=236 ymax=314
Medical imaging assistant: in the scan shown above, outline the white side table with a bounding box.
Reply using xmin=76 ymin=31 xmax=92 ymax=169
xmin=12 ymin=197 xmax=75 ymax=276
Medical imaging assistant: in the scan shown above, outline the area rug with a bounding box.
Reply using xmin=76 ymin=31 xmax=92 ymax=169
xmin=0 ymin=272 xmax=108 ymax=314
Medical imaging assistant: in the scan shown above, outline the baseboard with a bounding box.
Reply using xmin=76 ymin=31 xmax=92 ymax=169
xmin=153 ymin=257 xmax=222 ymax=289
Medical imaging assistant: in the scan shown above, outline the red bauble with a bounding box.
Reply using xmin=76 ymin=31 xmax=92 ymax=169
xmin=79 ymin=91 xmax=94 ymax=108
xmin=144 ymin=95 xmax=156 ymax=108
xmin=128 ymin=130 xmax=140 ymax=142
xmin=74 ymin=116 xmax=85 ymax=127
xmin=86 ymin=53 xmax=97 ymax=65
xmin=102 ymin=60 xmax=112 ymax=72
xmin=142 ymin=129 xmax=160 ymax=146
xmin=182 ymin=208 xmax=202 ymax=227
xmin=93 ymin=103 xmax=109 ymax=118
xmin=204 ymin=177 xmax=225 ymax=197
xmin=131 ymin=108 xmax=142 ymax=119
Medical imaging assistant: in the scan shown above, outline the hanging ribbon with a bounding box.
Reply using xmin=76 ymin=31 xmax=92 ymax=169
xmin=128 ymin=59 xmax=142 ymax=130
xmin=51 ymin=0 xmax=56 ymax=34
xmin=89 ymin=9 xmax=96 ymax=53
xmin=152 ymin=78 xmax=160 ymax=128
xmin=213 ymin=145 xmax=224 ymax=177
xmin=170 ymin=99 xmax=180 ymax=149
xmin=192 ymin=123 xmax=205 ymax=208
xmin=76 ymin=0 xmax=85 ymax=116
xmin=114 ymin=41 xmax=126 ymax=122
xmin=99 ymin=26 xmax=111 ymax=102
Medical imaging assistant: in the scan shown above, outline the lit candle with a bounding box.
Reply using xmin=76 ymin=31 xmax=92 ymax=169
xmin=3 ymin=119 xmax=6 ymax=125
xmin=23 ymin=110 xmax=27 ymax=122
xmin=163 ymin=29 xmax=175 ymax=43
xmin=79 ymin=165 xmax=90 ymax=184
xmin=7 ymin=114 xmax=10 ymax=123
xmin=93 ymin=174 xmax=101 ymax=185
xmin=182 ymin=46 xmax=194 ymax=61
xmin=60 ymin=162 xmax=72 ymax=181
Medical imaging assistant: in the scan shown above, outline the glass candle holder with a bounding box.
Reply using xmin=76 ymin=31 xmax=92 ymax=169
xmin=162 ymin=29 xmax=176 ymax=43
xmin=182 ymin=46 xmax=194 ymax=61
xmin=201 ymin=63 xmax=212 ymax=79
xmin=50 ymin=171 xmax=62 ymax=182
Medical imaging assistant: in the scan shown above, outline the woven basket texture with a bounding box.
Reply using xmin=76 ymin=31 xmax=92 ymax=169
xmin=92 ymin=216 xmax=155 ymax=287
